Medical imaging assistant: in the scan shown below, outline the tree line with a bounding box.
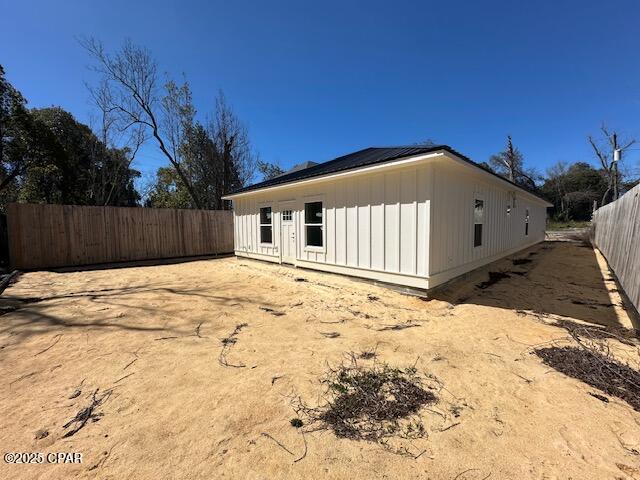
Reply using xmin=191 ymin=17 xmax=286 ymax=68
xmin=0 ymin=39 xmax=280 ymax=213
xmin=0 ymin=65 xmax=140 ymax=210
xmin=485 ymin=131 xmax=637 ymax=221
xmin=1 ymin=39 xmax=637 ymax=219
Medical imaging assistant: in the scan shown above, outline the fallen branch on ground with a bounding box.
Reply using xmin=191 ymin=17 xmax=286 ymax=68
xmin=534 ymin=329 xmax=640 ymax=411
xmin=0 ymin=270 xmax=20 ymax=295
xmin=292 ymin=360 xmax=437 ymax=445
xmin=260 ymin=307 xmax=286 ymax=316
xmin=375 ymin=323 xmax=421 ymax=331
xmin=34 ymin=334 xmax=62 ymax=356
xmin=218 ymin=323 xmax=249 ymax=368
xmin=193 ymin=322 xmax=205 ymax=338
xmin=319 ymin=331 xmax=340 ymax=338
xmin=62 ymin=388 xmax=112 ymax=438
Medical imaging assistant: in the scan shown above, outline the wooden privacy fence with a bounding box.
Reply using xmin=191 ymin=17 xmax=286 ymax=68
xmin=7 ymin=203 xmax=234 ymax=269
xmin=592 ymin=183 xmax=640 ymax=313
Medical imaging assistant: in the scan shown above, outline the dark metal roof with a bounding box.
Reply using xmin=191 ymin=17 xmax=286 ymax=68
xmin=226 ymin=145 xmax=549 ymax=204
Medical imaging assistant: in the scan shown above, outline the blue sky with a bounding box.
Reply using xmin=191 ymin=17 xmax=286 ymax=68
xmin=2 ymin=0 xmax=639 ymax=185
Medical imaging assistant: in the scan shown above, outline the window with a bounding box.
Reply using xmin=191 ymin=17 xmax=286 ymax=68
xmin=282 ymin=210 xmax=292 ymax=222
xmin=474 ymin=199 xmax=484 ymax=247
xmin=304 ymin=201 xmax=323 ymax=248
xmin=525 ymin=208 xmax=530 ymax=236
xmin=259 ymin=206 xmax=272 ymax=244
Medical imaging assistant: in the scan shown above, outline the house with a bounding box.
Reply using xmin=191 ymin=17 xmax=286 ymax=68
xmin=222 ymin=146 xmax=552 ymax=290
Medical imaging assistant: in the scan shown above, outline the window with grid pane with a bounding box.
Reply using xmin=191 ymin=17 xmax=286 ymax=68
xmin=304 ymin=201 xmax=323 ymax=247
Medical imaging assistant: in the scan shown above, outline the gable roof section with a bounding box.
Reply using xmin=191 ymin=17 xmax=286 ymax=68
xmin=228 ymin=146 xmax=443 ymax=195
xmin=226 ymin=145 xmax=550 ymax=205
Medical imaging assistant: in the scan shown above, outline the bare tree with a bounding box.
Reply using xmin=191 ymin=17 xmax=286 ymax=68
xmin=490 ymin=135 xmax=520 ymax=182
xmin=588 ymin=125 xmax=636 ymax=205
xmin=207 ymin=91 xmax=256 ymax=208
xmin=546 ymin=161 xmax=569 ymax=220
xmin=86 ymin=78 xmax=146 ymax=205
xmin=489 ymin=135 xmax=537 ymax=189
xmin=80 ymin=37 xmax=203 ymax=208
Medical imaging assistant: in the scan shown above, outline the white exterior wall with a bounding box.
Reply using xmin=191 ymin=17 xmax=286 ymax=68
xmin=230 ymin=153 xmax=549 ymax=290
xmin=427 ymin=160 xmax=547 ymax=287
xmin=233 ymin=162 xmax=434 ymax=289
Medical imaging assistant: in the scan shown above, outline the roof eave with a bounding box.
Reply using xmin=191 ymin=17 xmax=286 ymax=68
xmin=223 ymin=147 xmax=552 ymax=208
xmin=222 ymin=150 xmax=447 ymax=199
xmin=440 ymin=151 xmax=553 ymax=207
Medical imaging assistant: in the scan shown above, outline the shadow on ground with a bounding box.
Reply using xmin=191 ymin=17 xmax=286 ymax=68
xmin=432 ymin=241 xmax=639 ymax=331
xmin=0 ymin=266 xmax=276 ymax=347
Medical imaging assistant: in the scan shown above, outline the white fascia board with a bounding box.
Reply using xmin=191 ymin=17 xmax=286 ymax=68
xmin=441 ymin=151 xmax=553 ymax=208
xmin=222 ymin=151 xmax=445 ymax=199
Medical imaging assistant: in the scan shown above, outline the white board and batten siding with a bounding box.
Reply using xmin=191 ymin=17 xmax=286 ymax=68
xmin=428 ymin=161 xmax=547 ymax=286
xmin=233 ymin=163 xmax=434 ymax=289
xmin=230 ymin=153 xmax=549 ymax=290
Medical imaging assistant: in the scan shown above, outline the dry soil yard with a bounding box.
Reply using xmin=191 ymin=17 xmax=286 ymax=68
xmin=0 ymin=241 xmax=639 ymax=479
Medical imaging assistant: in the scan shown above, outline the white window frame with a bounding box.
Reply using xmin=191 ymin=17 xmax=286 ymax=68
xmin=303 ymin=195 xmax=325 ymax=253
xmin=259 ymin=204 xmax=274 ymax=246
xmin=474 ymin=197 xmax=484 ymax=248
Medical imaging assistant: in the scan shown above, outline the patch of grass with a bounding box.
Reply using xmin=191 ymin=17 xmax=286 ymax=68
xmin=547 ymin=220 xmax=591 ymax=230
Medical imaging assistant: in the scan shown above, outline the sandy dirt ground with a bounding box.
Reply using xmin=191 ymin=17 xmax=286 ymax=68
xmin=0 ymin=241 xmax=639 ymax=480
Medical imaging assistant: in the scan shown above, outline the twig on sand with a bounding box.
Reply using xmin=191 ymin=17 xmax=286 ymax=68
xmin=439 ymin=422 xmax=460 ymax=432
xmin=260 ymin=306 xmax=286 ymax=317
xmin=154 ymin=336 xmax=178 ymax=341
xmin=261 ymin=431 xmax=308 ymax=463
xmin=294 ymin=431 xmax=307 ymax=463
xmin=113 ymin=372 xmax=135 ymax=384
xmin=453 ymin=468 xmax=481 ymax=480
xmin=194 ymin=321 xmax=205 ymax=338
xmin=484 ymin=352 xmax=502 ymax=359
xmin=376 ymin=323 xmax=420 ymax=331
xmin=260 ymin=432 xmax=295 ymax=456
xmin=319 ymin=331 xmax=340 ymax=338
xmin=34 ymin=334 xmax=62 ymax=356
xmin=123 ymin=358 xmax=137 ymax=370
xmin=219 ymin=323 xmax=249 ymax=368
xmin=9 ymin=371 xmax=38 ymax=388
xmin=62 ymin=388 xmax=111 ymax=438
xmin=512 ymin=373 xmax=533 ymax=384
xmin=68 ymin=379 xmax=85 ymax=399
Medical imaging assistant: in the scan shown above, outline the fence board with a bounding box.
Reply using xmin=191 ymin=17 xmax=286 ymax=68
xmin=592 ymin=184 xmax=640 ymax=313
xmin=7 ymin=203 xmax=234 ymax=270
